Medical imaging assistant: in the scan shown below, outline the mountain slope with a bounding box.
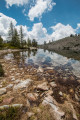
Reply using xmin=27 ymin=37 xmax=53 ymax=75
xmin=40 ymin=35 xmax=80 ymax=52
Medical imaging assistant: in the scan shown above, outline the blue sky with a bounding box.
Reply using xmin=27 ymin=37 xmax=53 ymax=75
xmin=0 ymin=0 xmax=80 ymax=43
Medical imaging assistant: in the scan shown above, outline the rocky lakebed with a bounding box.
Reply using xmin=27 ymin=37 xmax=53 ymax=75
xmin=0 ymin=49 xmax=80 ymax=120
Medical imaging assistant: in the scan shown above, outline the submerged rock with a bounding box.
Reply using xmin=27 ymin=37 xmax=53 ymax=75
xmin=59 ymin=91 xmax=63 ymax=96
xmin=75 ymin=94 xmax=80 ymax=102
xmin=6 ymin=84 xmax=13 ymax=89
xmin=50 ymin=82 xmax=57 ymax=88
xmin=75 ymin=86 xmax=80 ymax=102
xmin=46 ymin=90 xmax=53 ymax=96
xmin=36 ymin=82 xmax=49 ymax=91
xmin=37 ymin=67 xmax=44 ymax=73
xmin=27 ymin=93 xmax=38 ymax=102
xmin=3 ymin=97 xmax=14 ymax=104
xmin=13 ymin=79 xmax=32 ymax=91
xmin=0 ymin=88 xmax=7 ymax=95
xmin=27 ymin=112 xmax=35 ymax=118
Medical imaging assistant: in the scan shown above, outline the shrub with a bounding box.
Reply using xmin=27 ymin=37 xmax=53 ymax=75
xmin=0 ymin=107 xmax=22 ymax=120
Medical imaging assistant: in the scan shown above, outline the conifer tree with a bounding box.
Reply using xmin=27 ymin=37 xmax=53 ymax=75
xmin=0 ymin=36 xmax=3 ymax=48
xmin=32 ymin=39 xmax=37 ymax=47
xmin=11 ymin=28 xmax=20 ymax=48
xmin=8 ymin=22 xmax=14 ymax=43
xmin=27 ymin=38 xmax=32 ymax=47
xmin=20 ymin=26 xmax=24 ymax=48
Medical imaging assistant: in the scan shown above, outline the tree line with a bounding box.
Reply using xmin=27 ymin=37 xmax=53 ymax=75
xmin=0 ymin=22 xmax=38 ymax=49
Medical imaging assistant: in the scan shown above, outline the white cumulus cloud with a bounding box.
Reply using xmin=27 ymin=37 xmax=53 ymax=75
xmin=0 ymin=13 xmax=17 ymax=39
xmin=50 ymin=23 xmax=76 ymax=41
xmin=76 ymin=23 xmax=80 ymax=30
xmin=28 ymin=0 xmax=56 ymax=21
xmin=5 ymin=0 xmax=29 ymax=8
xmin=28 ymin=22 xmax=48 ymax=43
xmin=0 ymin=13 xmax=77 ymax=44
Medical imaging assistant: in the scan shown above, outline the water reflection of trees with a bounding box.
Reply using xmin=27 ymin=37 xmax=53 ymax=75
xmin=13 ymin=49 xmax=37 ymax=67
xmin=32 ymin=49 xmax=37 ymax=56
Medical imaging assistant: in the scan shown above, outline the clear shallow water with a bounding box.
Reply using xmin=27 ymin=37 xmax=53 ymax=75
xmin=4 ymin=49 xmax=80 ymax=78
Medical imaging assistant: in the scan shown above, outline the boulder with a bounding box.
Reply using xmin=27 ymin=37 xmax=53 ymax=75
xmin=0 ymin=88 xmax=7 ymax=95
xmin=13 ymin=79 xmax=32 ymax=91
xmin=42 ymin=95 xmax=65 ymax=120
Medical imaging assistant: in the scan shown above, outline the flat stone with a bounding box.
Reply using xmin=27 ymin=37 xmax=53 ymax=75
xmin=0 ymin=85 xmax=2 ymax=88
xmin=59 ymin=91 xmax=63 ymax=96
xmin=0 ymin=88 xmax=7 ymax=95
xmin=26 ymin=99 xmax=30 ymax=107
xmin=27 ymin=93 xmax=38 ymax=102
xmin=3 ymin=97 xmax=14 ymax=104
xmin=46 ymin=67 xmax=53 ymax=70
xmin=77 ymin=80 xmax=80 ymax=83
xmin=37 ymin=67 xmax=44 ymax=73
xmin=69 ymin=89 xmax=74 ymax=94
xmin=14 ymin=79 xmax=20 ymax=83
xmin=36 ymin=82 xmax=49 ymax=91
xmin=50 ymin=82 xmax=57 ymax=88
xmin=13 ymin=79 xmax=32 ymax=91
xmin=6 ymin=84 xmax=13 ymax=89
xmin=11 ymin=78 xmax=15 ymax=81
xmin=75 ymin=94 xmax=80 ymax=102
xmin=46 ymin=90 xmax=53 ymax=96
xmin=27 ymin=112 xmax=35 ymax=118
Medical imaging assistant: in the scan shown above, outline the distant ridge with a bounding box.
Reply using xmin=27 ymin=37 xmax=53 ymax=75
xmin=40 ymin=35 xmax=80 ymax=52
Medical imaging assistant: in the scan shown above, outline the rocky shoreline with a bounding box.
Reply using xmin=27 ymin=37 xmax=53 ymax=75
xmin=0 ymin=50 xmax=80 ymax=120
xmin=0 ymin=49 xmax=21 ymax=56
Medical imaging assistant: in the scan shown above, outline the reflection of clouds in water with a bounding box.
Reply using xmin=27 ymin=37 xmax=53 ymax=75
xmin=4 ymin=49 xmax=80 ymax=77
xmin=71 ymin=60 xmax=80 ymax=77
xmin=24 ymin=49 xmax=71 ymax=67
xmin=4 ymin=53 xmax=14 ymax=60
xmin=46 ymin=52 xmax=70 ymax=66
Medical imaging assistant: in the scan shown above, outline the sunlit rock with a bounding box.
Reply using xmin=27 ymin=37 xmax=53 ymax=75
xmin=37 ymin=66 xmax=44 ymax=73
xmin=59 ymin=91 xmax=63 ymax=96
xmin=50 ymin=82 xmax=57 ymax=88
xmin=27 ymin=93 xmax=38 ymax=102
xmin=36 ymin=82 xmax=49 ymax=91
xmin=6 ymin=84 xmax=13 ymax=89
xmin=13 ymin=79 xmax=32 ymax=91
xmin=3 ymin=97 xmax=14 ymax=104
xmin=0 ymin=88 xmax=7 ymax=95
xmin=42 ymin=95 xmax=65 ymax=120
xmin=27 ymin=112 xmax=35 ymax=118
